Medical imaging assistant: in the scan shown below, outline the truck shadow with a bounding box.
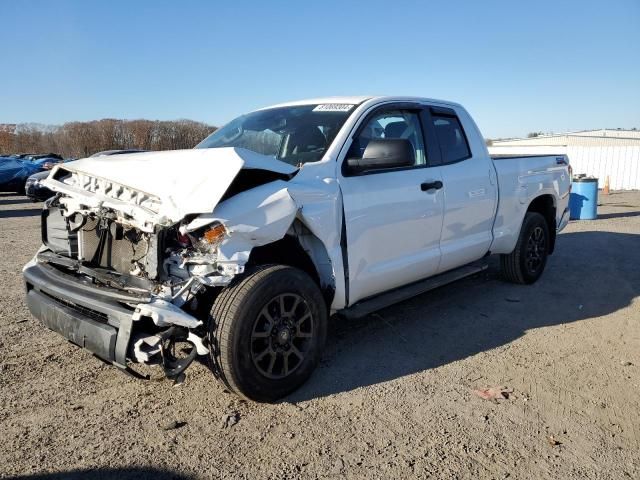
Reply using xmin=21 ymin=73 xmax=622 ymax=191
xmin=9 ymin=467 xmax=195 ymax=480
xmin=0 ymin=208 xmax=42 ymax=218
xmin=0 ymin=197 xmax=34 ymax=206
xmin=290 ymin=230 xmax=639 ymax=401
xmin=597 ymin=211 xmax=640 ymax=220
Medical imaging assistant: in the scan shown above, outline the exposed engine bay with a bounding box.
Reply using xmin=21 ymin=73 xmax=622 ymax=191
xmin=38 ymin=195 xmax=226 ymax=379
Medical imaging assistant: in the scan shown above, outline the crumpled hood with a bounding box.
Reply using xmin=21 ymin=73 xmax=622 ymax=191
xmin=44 ymin=147 xmax=297 ymax=229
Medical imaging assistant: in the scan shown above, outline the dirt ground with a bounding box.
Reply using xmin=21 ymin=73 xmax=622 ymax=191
xmin=0 ymin=191 xmax=639 ymax=480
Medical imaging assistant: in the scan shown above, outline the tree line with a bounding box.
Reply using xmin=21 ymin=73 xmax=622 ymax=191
xmin=0 ymin=119 xmax=216 ymax=158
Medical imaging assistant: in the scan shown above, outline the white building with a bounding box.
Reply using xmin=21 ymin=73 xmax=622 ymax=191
xmin=489 ymin=129 xmax=640 ymax=190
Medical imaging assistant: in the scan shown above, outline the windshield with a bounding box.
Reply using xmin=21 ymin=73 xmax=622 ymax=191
xmin=196 ymin=104 xmax=354 ymax=166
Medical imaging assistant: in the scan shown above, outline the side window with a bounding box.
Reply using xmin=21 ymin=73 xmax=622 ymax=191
xmin=431 ymin=114 xmax=471 ymax=163
xmin=351 ymin=110 xmax=427 ymax=166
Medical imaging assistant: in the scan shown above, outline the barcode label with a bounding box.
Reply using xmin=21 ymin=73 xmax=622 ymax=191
xmin=312 ymin=104 xmax=354 ymax=112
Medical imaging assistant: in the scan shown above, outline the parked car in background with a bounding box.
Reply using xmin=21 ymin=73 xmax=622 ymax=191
xmin=0 ymin=157 xmax=43 ymax=193
xmin=25 ymin=170 xmax=53 ymax=201
xmin=2 ymin=153 xmax=64 ymax=169
xmin=90 ymin=149 xmax=147 ymax=157
xmin=6 ymin=153 xmax=37 ymax=160
xmin=27 ymin=153 xmax=64 ymax=166
xmin=31 ymin=154 xmax=65 ymax=170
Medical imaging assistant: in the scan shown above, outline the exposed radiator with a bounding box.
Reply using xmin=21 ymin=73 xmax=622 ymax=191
xmin=79 ymin=218 xmax=151 ymax=276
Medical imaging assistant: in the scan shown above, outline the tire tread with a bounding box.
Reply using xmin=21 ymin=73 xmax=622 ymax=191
xmin=208 ymin=264 xmax=326 ymax=401
xmin=500 ymin=212 xmax=548 ymax=285
xmin=210 ymin=264 xmax=281 ymax=395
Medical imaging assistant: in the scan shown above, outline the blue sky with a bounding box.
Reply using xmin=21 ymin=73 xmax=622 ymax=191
xmin=1 ymin=0 xmax=638 ymax=138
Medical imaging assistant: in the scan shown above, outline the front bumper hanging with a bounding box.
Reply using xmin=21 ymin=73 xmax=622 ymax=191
xmin=23 ymin=260 xmax=207 ymax=379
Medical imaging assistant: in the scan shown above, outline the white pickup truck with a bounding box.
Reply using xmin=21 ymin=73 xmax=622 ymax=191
xmin=24 ymin=96 xmax=571 ymax=401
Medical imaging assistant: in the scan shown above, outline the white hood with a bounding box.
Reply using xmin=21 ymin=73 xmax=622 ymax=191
xmin=43 ymin=147 xmax=297 ymax=231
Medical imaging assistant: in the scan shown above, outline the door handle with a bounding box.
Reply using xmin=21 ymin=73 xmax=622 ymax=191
xmin=420 ymin=180 xmax=443 ymax=191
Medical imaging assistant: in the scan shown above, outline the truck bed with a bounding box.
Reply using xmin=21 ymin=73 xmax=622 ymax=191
xmin=488 ymin=153 xmax=571 ymax=255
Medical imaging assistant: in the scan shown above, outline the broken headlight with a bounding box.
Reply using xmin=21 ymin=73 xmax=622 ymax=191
xmin=192 ymin=222 xmax=227 ymax=254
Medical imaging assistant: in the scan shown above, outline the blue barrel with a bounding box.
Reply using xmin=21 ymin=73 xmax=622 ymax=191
xmin=569 ymin=177 xmax=598 ymax=220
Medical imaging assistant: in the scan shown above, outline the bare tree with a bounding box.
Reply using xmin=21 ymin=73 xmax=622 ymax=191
xmin=1 ymin=119 xmax=216 ymax=158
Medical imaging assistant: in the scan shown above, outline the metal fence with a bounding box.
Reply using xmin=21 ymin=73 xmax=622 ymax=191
xmin=488 ymin=145 xmax=640 ymax=190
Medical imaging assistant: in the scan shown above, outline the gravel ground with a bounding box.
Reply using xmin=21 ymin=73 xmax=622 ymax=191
xmin=1 ymin=191 xmax=639 ymax=480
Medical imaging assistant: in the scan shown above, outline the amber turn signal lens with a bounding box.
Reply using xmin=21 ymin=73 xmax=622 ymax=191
xmin=203 ymin=224 xmax=226 ymax=244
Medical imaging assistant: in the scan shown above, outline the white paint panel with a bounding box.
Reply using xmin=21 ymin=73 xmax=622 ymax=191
xmin=340 ymin=168 xmax=444 ymax=304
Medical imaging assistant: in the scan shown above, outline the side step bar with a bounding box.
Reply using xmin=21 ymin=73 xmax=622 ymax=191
xmin=339 ymin=260 xmax=488 ymax=319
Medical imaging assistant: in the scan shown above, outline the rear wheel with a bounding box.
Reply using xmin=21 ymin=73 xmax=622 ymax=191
xmin=500 ymin=212 xmax=550 ymax=284
xmin=208 ymin=265 xmax=327 ymax=402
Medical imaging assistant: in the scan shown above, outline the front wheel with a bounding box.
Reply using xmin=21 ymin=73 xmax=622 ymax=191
xmin=208 ymin=265 xmax=327 ymax=402
xmin=500 ymin=212 xmax=550 ymax=284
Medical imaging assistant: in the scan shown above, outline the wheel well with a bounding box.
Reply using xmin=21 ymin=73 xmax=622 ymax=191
xmin=527 ymin=195 xmax=556 ymax=254
xmin=245 ymin=232 xmax=335 ymax=306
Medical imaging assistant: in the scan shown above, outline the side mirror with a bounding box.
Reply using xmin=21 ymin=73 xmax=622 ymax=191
xmin=347 ymin=138 xmax=414 ymax=173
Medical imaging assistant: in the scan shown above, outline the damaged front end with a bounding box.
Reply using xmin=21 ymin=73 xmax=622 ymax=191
xmin=23 ymin=146 xmax=341 ymax=384
xmin=23 ymin=187 xmax=253 ymax=380
xmin=22 ymin=148 xmax=301 ymax=381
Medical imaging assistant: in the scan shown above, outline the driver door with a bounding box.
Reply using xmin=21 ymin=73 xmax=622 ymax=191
xmin=338 ymin=106 xmax=444 ymax=305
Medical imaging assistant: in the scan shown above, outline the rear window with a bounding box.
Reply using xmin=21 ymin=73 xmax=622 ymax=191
xmin=431 ymin=115 xmax=471 ymax=163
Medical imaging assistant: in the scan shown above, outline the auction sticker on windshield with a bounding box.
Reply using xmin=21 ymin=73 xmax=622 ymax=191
xmin=312 ymin=104 xmax=354 ymax=112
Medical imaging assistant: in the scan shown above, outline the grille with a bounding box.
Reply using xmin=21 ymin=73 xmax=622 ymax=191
xmin=41 ymin=290 xmax=109 ymax=323
xmin=79 ymin=218 xmax=151 ymax=276
xmin=66 ymin=168 xmax=162 ymax=213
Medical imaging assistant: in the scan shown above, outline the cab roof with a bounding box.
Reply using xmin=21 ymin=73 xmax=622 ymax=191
xmin=262 ymin=95 xmax=461 ymax=110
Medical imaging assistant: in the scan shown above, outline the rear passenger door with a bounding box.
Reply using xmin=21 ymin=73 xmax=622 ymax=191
xmin=422 ymin=106 xmax=498 ymax=272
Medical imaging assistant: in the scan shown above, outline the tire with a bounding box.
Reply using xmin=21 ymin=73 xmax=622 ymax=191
xmin=500 ymin=212 xmax=550 ymax=285
xmin=208 ymin=264 xmax=328 ymax=402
